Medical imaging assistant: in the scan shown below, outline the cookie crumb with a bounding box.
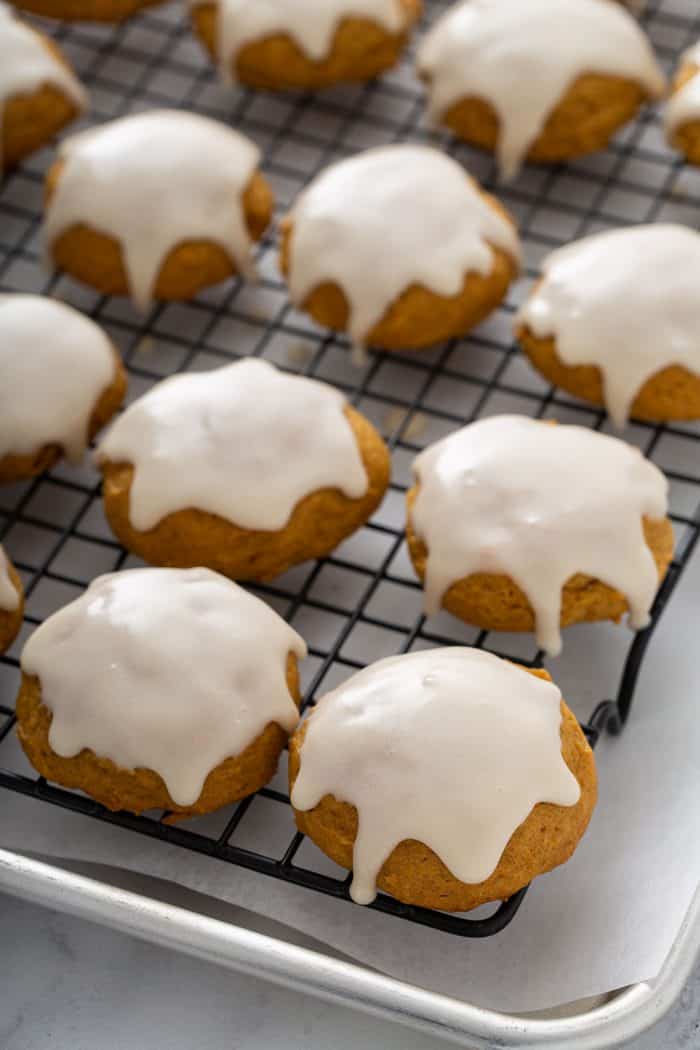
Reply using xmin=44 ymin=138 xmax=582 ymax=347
xmin=383 ymin=408 xmax=427 ymax=440
xmin=286 ymin=342 xmax=314 ymax=366
xmin=134 ymin=336 xmax=154 ymax=355
xmin=351 ymin=344 xmax=370 ymax=369
xmin=383 ymin=406 xmax=407 ymax=435
xmin=405 ymin=411 xmax=427 ymax=441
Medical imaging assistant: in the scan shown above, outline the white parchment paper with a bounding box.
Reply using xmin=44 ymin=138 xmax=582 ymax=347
xmin=1 ymin=543 xmax=698 ymax=1013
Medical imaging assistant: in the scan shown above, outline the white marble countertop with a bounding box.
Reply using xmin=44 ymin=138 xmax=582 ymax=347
xmin=1 ymin=889 xmax=697 ymax=1050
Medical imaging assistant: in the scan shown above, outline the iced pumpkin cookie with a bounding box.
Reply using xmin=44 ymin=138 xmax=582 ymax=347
xmin=406 ymin=415 xmax=673 ymax=656
xmin=44 ymin=109 xmax=273 ymax=310
xmin=417 ymin=0 xmax=664 ymax=179
xmin=665 ymin=41 xmax=700 ymax=165
xmin=290 ymin=647 xmax=596 ymax=911
xmin=11 ymin=0 xmax=165 ymax=21
xmin=0 ymin=3 xmax=86 ymax=172
xmin=280 ymin=144 xmax=520 ymax=351
xmin=516 ymin=225 xmax=700 ymax=428
xmin=17 ymin=567 xmax=306 ymax=816
xmin=0 ymin=544 xmax=23 ymax=655
xmin=96 ymin=358 xmax=390 ymax=579
xmin=191 ymin=0 xmax=421 ymax=90
xmin=0 ymin=294 xmax=126 ymax=484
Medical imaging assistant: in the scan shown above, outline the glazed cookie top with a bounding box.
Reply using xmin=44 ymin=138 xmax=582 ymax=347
xmin=417 ymin=0 xmax=664 ymax=179
xmin=45 ymin=109 xmax=261 ymax=311
xmin=21 ymin=567 xmax=307 ymax=807
xmin=292 ymin=647 xmax=581 ymax=904
xmin=411 ymin=415 xmax=668 ymax=655
xmin=0 ymin=3 xmax=87 ymax=157
xmin=286 ymin=144 xmax=520 ymax=347
xmin=0 ymin=294 xmax=116 ymax=463
xmin=517 ymin=224 xmax=700 ymax=427
xmin=195 ymin=0 xmax=409 ymax=81
xmin=0 ymin=544 xmax=19 ymax=612
xmin=665 ymin=40 xmax=700 ymax=135
xmin=96 ymin=358 xmax=369 ymax=531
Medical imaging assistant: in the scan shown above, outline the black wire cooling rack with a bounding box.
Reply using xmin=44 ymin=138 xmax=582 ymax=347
xmin=1 ymin=0 xmax=700 ymax=939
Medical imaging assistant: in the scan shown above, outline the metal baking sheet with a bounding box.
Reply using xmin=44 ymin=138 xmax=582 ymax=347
xmin=1 ymin=0 xmax=700 ymax=1044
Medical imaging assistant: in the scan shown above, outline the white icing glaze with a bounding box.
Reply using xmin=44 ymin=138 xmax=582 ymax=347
xmin=665 ymin=41 xmax=700 ymax=136
xmin=45 ymin=109 xmax=261 ymax=311
xmin=517 ymin=224 xmax=700 ymax=428
xmin=417 ymin=0 xmax=665 ymax=179
xmin=195 ymin=0 xmax=407 ymax=82
xmin=0 ymin=294 xmax=116 ymax=464
xmin=96 ymin=357 xmax=369 ymax=531
xmin=21 ymin=567 xmax=307 ymax=807
xmin=411 ymin=415 xmax=668 ymax=656
xmin=292 ymin=647 xmax=581 ymax=904
xmin=0 ymin=2 xmax=86 ymax=167
xmin=0 ymin=544 xmax=19 ymax=612
xmin=286 ymin=144 xmax=520 ymax=347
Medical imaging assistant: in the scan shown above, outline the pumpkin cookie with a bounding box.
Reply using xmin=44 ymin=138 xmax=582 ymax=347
xmin=417 ymin=0 xmax=664 ymax=179
xmin=191 ymin=0 xmax=421 ymax=90
xmin=290 ymin=648 xmax=596 ymax=911
xmin=0 ymin=544 xmax=23 ymax=655
xmin=280 ymin=144 xmax=519 ymax=351
xmin=406 ymin=415 xmax=673 ymax=656
xmin=44 ymin=109 xmax=273 ymax=311
xmin=0 ymin=294 xmax=126 ymax=484
xmin=516 ymin=224 xmax=700 ymax=428
xmin=665 ymin=41 xmax=700 ymax=165
xmin=0 ymin=3 xmax=86 ymax=172
xmin=11 ymin=0 xmax=165 ymax=21
xmin=17 ymin=567 xmax=306 ymax=816
xmin=96 ymin=358 xmax=390 ymax=579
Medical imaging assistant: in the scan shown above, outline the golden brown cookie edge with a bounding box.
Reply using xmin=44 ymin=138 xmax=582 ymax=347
xmin=99 ymin=404 xmax=390 ymax=580
xmin=288 ymin=665 xmax=597 ymax=912
xmin=16 ymin=652 xmax=301 ymax=815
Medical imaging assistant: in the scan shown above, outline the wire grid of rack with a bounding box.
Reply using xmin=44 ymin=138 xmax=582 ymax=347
xmin=1 ymin=0 xmax=700 ymax=940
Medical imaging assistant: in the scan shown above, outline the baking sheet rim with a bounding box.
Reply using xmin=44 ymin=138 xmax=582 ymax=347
xmin=0 ymin=846 xmax=697 ymax=1049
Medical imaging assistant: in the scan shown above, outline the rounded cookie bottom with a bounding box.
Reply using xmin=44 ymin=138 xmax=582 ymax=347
xmin=406 ymin=487 xmax=675 ymax=636
xmin=16 ymin=653 xmax=301 ymax=816
xmin=667 ymin=62 xmax=700 ymax=165
xmin=0 ymin=348 xmax=127 ymax=484
xmin=517 ymin=324 xmax=700 ymax=423
xmin=45 ymin=162 xmax=274 ymax=303
xmin=191 ymin=0 xmax=421 ymax=90
xmin=434 ymin=74 xmax=647 ymax=168
xmin=11 ymin=0 xmax=165 ymax=21
xmin=99 ymin=406 xmax=391 ymax=581
xmin=278 ymin=198 xmax=517 ymax=351
xmin=289 ymin=667 xmax=597 ymax=912
xmin=0 ymin=560 xmax=24 ymax=655
xmin=3 ymin=30 xmax=82 ymax=170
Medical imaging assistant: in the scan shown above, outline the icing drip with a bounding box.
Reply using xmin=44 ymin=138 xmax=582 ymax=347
xmin=96 ymin=358 xmax=369 ymax=531
xmin=417 ymin=0 xmax=664 ymax=179
xmin=0 ymin=3 xmax=87 ymax=167
xmin=0 ymin=294 xmax=116 ymax=463
xmin=21 ymin=567 xmax=307 ymax=807
xmin=665 ymin=41 xmax=700 ymax=136
xmin=45 ymin=109 xmax=261 ymax=311
xmin=411 ymin=415 xmax=668 ymax=656
xmin=292 ymin=647 xmax=580 ymax=904
xmin=286 ymin=144 xmax=520 ymax=346
xmin=0 ymin=545 xmax=19 ymax=612
xmin=196 ymin=0 xmax=406 ymax=82
xmin=517 ymin=224 xmax=700 ymax=428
